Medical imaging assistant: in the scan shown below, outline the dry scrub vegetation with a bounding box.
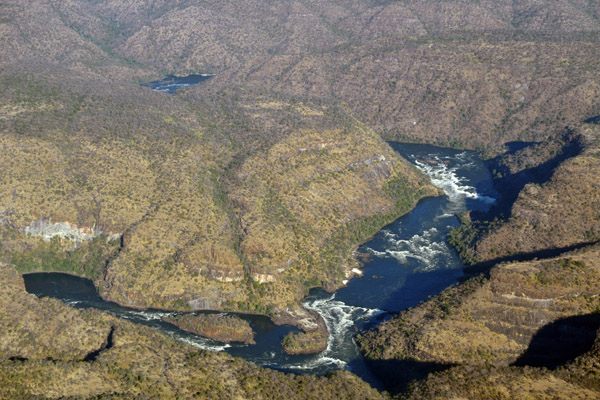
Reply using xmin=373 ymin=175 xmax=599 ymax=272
xmin=0 ymin=61 xmax=434 ymax=322
xmin=1 ymin=0 xmax=600 ymax=397
xmin=359 ymin=246 xmax=600 ymax=365
xmin=358 ymin=244 xmax=600 ymax=397
xmin=0 ymin=262 xmax=386 ymax=399
xmin=450 ymin=124 xmax=600 ymax=265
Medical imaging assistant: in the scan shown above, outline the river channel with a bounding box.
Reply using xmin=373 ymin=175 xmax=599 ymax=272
xmin=24 ymin=142 xmax=497 ymax=386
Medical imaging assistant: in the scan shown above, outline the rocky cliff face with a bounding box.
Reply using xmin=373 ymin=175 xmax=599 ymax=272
xmin=359 ymin=245 xmax=600 ymax=363
xmin=24 ymin=220 xmax=120 ymax=244
xmin=355 ymin=125 xmax=600 ymax=396
xmin=95 ymin=100 xmax=436 ymax=316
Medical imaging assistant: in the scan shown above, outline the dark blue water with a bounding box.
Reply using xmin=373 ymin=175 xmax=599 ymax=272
xmin=583 ymin=115 xmax=600 ymax=124
xmin=339 ymin=142 xmax=497 ymax=312
xmin=141 ymin=74 xmax=211 ymax=94
xmin=23 ymin=272 xmax=300 ymax=354
xmin=23 ymin=142 xmax=497 ymax=386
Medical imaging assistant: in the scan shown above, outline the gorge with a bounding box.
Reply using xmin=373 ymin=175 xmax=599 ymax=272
xmin=1 ymin=0 xmax=600 ymax=398
xmin=22 ymin=142 xmax=498 ymax=388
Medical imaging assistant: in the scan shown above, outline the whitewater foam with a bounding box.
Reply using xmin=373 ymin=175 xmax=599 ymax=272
xmin=382 ymin=229 xmax=399 ymax=240
xmin=280 ymin=293 xmax=382 ymax=370
xmin=154 ymin=83 xmax=194 ymax=93
xmin=366 ymin=227 xmax=450 ymax=269
xmin=412 ymin=154 xmax=496 ymax=209
xmin=121 ymin=310 xmax=176 ymax=321
xmin=286 ymin=149 xmax=497 ymax=371
xmin=172 ymin=334 xmax=231 ymax=352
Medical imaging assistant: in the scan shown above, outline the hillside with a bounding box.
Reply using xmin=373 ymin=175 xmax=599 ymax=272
xmin=404 ymin=334 xmax=600 ymax=399
xmin=357 ymin=244 xmax=600 ymax=394
xmin=1 ymin=0 xmax=600 ymax=397
xmin=91 ymin=0 xmax=600 ymax=151
xmin=0 ymin=62 xmax=435 ymax=327
xmin=4 ymin=0 xmax=600 ymax=152
xmin=0 ymin=262 xmax=386 ymax=399
xmin=0 ymin=1 xmax=441 ymax=326
xmin=450 ymin=123 xmax=600 ymax=265
xmin=356 ymin=117 xmax=600 ymax=397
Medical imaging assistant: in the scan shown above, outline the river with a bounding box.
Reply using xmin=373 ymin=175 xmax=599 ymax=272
xmin=23 ymin=142 xmax=497 ymax=387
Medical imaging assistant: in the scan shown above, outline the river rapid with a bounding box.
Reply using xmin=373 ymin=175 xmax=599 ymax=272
xmin=23 ymin=142 xmax=497 ymax=387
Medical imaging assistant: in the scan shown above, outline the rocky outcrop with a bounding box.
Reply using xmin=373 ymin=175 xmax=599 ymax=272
xmin=0 ymin=67 xmax=436 ymax=324
xmin=24 ymin=220 xmax=121 ymax=244
xmin=275 ymin=308 xmax=329 ymax=355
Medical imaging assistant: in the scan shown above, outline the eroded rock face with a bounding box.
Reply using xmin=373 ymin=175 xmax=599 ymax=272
xmin=97 ymin=109 xmax=436 ymax=315
xmin=24 ymin=220 xmax=120 ymax=244
xmin=0 ymin=66 xmax=436 ymax=321
xmin=1 ymin=0 xmax=599 ymax=397
xmin=3 ymin=0 xmax=600 ymax=330
xmin=355 ymin=126 xmax=600 ymax=395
